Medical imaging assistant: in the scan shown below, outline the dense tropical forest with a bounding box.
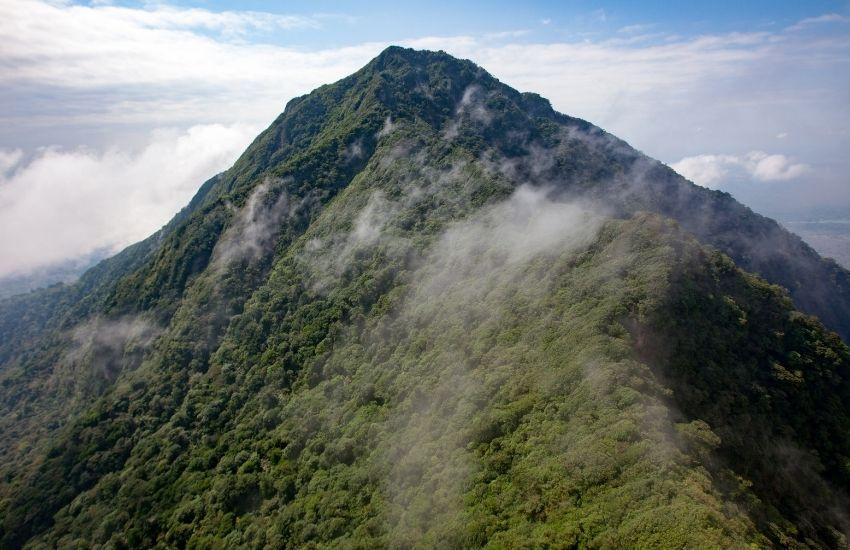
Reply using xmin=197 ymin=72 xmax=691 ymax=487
xmin=1 ymin=46 xmax=849 ymax=548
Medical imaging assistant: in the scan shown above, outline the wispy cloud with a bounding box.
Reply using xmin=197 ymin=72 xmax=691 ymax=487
xmin=618 ymin=23 xmax=652 ymax=34
xmin=787 ymin=13 xmax=850 ymax=32
xmin=108 ymin=5 xmax=319 ymax=34
xmin=211 ymin=177 xmax=295 ymax=271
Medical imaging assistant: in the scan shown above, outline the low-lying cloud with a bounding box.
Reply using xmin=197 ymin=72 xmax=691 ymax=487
xmin=62 ymin=314 xmax=161 ymax=386
xmin=443 ymin=85 xmax=493 ymax=140
xmin=212 ymin=177 xmax=296 ymax=270
xmin=0 ymin=123 xmax=258 ymax=278
xmin=299 ymin=190 xmax=403 ymax=291
xmin=381 ymin=185 xmax=604 ymax=539
xmin=415 ymin=185 xmax=602 ymax=299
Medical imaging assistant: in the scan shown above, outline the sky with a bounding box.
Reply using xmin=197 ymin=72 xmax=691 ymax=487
xmin=0 ymin=0 xmax=848 ymax=278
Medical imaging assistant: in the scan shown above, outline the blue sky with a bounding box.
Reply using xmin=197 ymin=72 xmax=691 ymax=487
xmin=89 ymin=0 xmax=848 ymax=45
xmin=0 ymin=0 xmax=848 ymax=277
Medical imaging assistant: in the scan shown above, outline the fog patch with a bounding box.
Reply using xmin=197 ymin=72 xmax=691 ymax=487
xmin=298 ymin=190 xmax=405 ymax=291
xmin=344 ymin=138 xmax=365 ymax=163
xmin=444 ymin=85 xmax=493 ymax=140
xmin=459 ymin=85 xmax=493 ymax=124
xmin=484 ymin=142 xmax=557 ymax=183
xmin=62 ymin=315 xmax=161 ymax=386
xmin=416 ymin=185 xmax=601 ymax=299
xmin=298 ymin=152 xmax=482 ymax=291
xmin=380 ymin=185 xmax=605 ymax=542
xmin=414 ymin=84 xmax=432 ymax=101
xmin=376 ymin=115 xmax=397 ymax=139
xmin=765 ymin=439 xmax=850 ymax=541
xmin=377 ymin=141 xmax=416 ymax=169
xmin=479 ymin=123 xmax=637 ymax=194
xmin=212 ymin=177 xmax=291 ymax=270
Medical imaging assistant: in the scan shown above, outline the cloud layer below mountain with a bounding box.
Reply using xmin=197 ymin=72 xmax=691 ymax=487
xmin=0 ymin=123 xmax=258 ymax=278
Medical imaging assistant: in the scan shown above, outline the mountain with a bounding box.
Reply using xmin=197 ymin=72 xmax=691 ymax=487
xmin=2 ymin=46 xmax=850 ymax=548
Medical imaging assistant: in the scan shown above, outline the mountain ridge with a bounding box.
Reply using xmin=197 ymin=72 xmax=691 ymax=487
xmin=1 ymin=46 xmax=849 ymax=548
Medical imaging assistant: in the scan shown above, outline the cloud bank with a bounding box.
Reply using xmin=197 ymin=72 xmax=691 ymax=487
xmin=0 ymin=123 xmax=258 ymax=278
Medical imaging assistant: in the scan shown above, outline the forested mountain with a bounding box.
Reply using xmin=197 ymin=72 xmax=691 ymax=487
xmin=2 ymin=46 xmax=850 ymax=548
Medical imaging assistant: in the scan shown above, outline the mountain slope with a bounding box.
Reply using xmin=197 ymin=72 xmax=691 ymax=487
xmin=1 ymin=46 xmax=849 ymax=548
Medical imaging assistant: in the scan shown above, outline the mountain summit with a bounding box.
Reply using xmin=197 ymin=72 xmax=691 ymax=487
xmin=2 ymin=46 xmax=850 ymax=548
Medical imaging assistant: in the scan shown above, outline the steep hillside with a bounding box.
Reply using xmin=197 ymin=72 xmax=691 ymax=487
xmin=1 ymin=46 xmax=849 ymax=548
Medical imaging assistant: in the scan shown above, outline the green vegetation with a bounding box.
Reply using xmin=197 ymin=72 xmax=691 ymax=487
xmin=1 ymin=46 xmax=849 ymax=548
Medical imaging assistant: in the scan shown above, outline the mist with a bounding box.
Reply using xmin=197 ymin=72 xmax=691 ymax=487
xmin=212 ymin=177 xmax=293 ymax=270
xmin=61 ymin=314 xmax=161 ymax=393
xmin=379 ymin=185 xmax=604 ymax=541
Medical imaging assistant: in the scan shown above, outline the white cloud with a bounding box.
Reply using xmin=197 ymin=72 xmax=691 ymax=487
xmin=619 ymin=24 xmax=651 ymax=34
xmin=98 ymin=5 xmax=319 ymax=35
xmin=0 ymin=149 xmax=23 ymax=175
xmin=670 ymin=154 xmax=737 ymax=187
xmin=788 ymin=13 xmax=850 ymax=31
xmin=671 ymin=151 xmax=809 ymax=188
xmin=406 ymin=32 xmax=769 ymax=122
xmin=0 ymin=0 xmax=383 ymax=129
xmin=747 ymin=151 xmax=809 ymax=181
xmin=0 ymin=123 xmax=259 ymax=278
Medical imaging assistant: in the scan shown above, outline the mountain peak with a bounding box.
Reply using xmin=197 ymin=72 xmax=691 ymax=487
xmin=371 ymin=44 xmax=455 ymax=67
